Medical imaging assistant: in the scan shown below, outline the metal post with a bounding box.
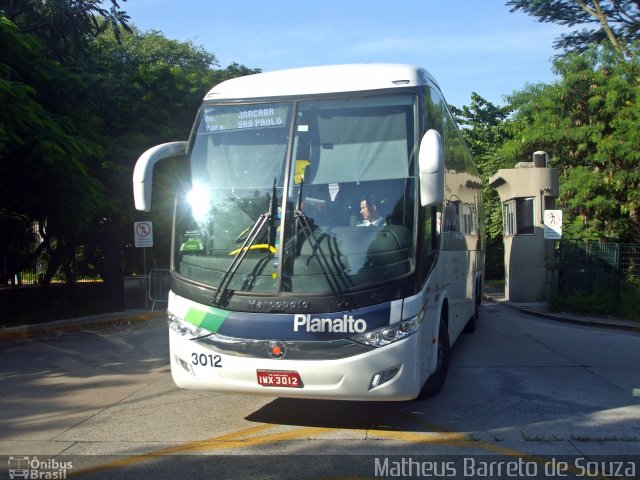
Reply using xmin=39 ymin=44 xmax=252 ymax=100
xmin=143 ymin=248 xmax=148 ymax=309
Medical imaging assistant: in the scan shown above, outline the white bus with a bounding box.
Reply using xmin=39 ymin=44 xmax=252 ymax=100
xmin=133 ymin=64 xmax=484 ymax=401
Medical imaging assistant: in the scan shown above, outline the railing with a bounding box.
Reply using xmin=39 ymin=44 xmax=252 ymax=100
xmin=552 ymin=240 xmax=640 ymax=317
xmin=1 ymin=244 xmax=170 ymax=325
xmin=148 ymin=269 xmax=171 ymax=311
xmin=6 ymin=254 xmax=101 ymax=286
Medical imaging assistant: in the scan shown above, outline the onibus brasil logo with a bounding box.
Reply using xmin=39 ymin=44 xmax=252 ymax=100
xmin=8 ymin=457 xmax=73 ymax=479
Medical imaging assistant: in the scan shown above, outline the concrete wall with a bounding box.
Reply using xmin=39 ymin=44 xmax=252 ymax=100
xmin=503 ymin=227 xmax=549 ymax=302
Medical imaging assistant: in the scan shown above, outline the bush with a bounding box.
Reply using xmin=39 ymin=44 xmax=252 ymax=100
xmin=549 ymin=278 xmax=640 ymax=321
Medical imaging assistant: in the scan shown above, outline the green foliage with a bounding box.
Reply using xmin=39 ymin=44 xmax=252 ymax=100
xmin=549 ymin=278 xmax=640 ymax=320
xmin=0 ymin=16 xmax=105 ymax=281
xmin=0 ymin=0 xmax=130 ymax=62
xmin=506 ymin=0 xmax=640 ymax=55
xmin=502 ymin=43 xmax=640 ymax=242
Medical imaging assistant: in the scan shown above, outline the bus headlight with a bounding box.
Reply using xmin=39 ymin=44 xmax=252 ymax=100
xmin=168 ymin=312 xmax=206 ymax=338
xmin=351 ymin=311 xmax=423 ymax=348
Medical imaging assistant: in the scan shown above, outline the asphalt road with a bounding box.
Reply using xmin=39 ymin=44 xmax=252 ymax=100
xmin=1 ymin=302 xmax=639 ymax=479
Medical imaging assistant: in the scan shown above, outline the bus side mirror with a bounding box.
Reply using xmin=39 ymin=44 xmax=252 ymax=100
xmin=133 ymin=141 xmax=188 ymax=211
xmin=418 ymin=129 xmax=444 ymax=206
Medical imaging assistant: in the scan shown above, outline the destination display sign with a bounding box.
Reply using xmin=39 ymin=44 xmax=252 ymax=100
xmin=203 ymin=105 xmax=289 ymax=132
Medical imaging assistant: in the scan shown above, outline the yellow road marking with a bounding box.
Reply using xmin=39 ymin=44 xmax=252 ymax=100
xmin=70 ymin=423 xmax=333 ymax=477
xmin=194 ymin=425 xmax=333 ymax=453
xmin=70 ymin=423 xmax=274 ymax=476
xmin=367 ymin=428 xmax=476 ymax=448
xmin=71 ymin=409 xmax=615 ymax=480
xmin=368 ymin=414 xmax=613 ymax=480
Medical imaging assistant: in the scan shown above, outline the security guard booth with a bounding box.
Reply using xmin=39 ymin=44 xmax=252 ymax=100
xmin=489 ymin=152 xmax=560 ymax=302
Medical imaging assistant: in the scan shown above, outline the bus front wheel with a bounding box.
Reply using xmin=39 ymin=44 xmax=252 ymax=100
xmin=416 ymin=311 xmax=450 ymax=400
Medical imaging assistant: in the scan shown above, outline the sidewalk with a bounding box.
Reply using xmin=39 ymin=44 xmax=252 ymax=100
xmin=484 ymin=285 xmax=640 ymax=332
xmin=0 ymin=309 xmax=167 ymax=341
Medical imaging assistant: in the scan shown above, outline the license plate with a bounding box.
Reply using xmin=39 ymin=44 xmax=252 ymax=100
xmin=257 ymin=370 xmax=303 ymax=388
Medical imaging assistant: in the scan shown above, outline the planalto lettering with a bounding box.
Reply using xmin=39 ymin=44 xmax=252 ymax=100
xmin=293 ymin=314 xmax=367 ymax=333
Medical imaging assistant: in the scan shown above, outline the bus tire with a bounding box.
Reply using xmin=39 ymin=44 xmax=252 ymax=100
xmin=416 ymin=310 xmax=450 ymax=400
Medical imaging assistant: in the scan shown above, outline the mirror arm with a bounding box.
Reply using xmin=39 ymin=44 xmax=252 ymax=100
xmin=133 ymin=141 xmax=188 ymax=211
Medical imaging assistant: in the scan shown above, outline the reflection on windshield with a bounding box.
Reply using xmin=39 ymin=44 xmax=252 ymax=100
xmin=175 ymin=96 xmax=416 ymax=296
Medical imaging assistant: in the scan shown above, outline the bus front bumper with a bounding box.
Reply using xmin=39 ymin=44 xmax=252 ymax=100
xmin=168 ymin=328 xmax=426 ymax=401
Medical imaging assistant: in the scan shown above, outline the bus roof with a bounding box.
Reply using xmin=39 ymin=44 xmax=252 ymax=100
xmin=204 ymin=64 xmax=439 ymax=101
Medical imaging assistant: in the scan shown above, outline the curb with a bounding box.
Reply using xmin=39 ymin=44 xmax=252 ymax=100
xmin=0 ymin=310 xmax=167 ymax=341
xmin=484 ymin=294 xmax=640 ymax=333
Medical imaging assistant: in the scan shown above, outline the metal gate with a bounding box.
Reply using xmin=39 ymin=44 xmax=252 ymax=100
xmin=554 ymin=241 xmax=640 ymax=314
xmin=148 ymin=269 xmax=171 ymax=311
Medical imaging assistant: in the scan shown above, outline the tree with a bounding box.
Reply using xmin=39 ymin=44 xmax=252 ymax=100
xmin=0 ymin=0 xmax=131 ymax=286
xmin=0 ymin=17 xmax=105 ymax=284
xmin=506 ymin=0 xmax=640 ymax=56
xmin=0 ymin=0 xmax=130 ymax=62
xmin=501 ymin=43 xmax=640 ymax=242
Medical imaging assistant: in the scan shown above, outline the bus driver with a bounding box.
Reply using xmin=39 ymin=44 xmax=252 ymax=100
xmin=357 ymin=194 xmax=384 ymax=227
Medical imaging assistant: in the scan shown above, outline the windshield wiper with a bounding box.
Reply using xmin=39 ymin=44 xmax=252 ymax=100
xmin=212 ymin=178 xmax=277 ymax=306
xmin=293 ymin=178 xmax=352 ymax=299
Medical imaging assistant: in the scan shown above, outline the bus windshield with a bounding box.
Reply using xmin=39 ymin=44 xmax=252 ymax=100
xmin=175 ymin=94 xmax=417 ymax=296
